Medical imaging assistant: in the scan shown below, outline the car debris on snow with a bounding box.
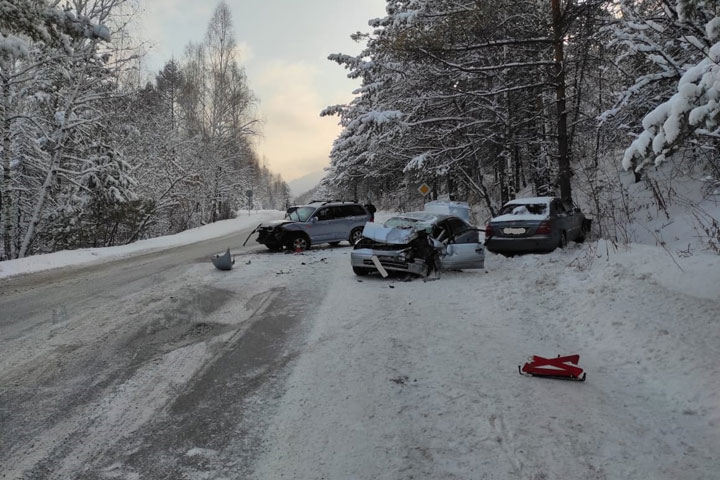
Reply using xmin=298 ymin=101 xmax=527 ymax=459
xmin=211 ymin=248 xmax=235 ymax=270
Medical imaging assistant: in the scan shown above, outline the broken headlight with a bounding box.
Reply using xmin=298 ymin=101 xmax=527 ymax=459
xmin=397 ymin=248 xmax=413 ymax=263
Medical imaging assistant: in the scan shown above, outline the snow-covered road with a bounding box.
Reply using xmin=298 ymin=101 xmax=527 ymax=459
xmin=1 ymin=220 xmax=718 ymax=479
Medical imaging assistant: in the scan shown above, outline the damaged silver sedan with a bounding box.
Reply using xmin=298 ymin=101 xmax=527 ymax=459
xmin=350 ymin=212 xmax=485 ymax=277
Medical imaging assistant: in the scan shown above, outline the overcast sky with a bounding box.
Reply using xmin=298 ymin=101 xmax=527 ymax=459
xmin=138 ymin=0 xmax=386 ymax=183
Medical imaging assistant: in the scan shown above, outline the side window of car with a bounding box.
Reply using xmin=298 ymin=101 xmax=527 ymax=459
xmin=448 ymin=218 xmax=469 ymax=236
xmin=350 ymin=205 xmax=366 ymax=216
xmin=447 ymin=218 xmax=475 ymax=243
xmin=432 ymin=223 xmax=447 ymax=241
xmin=337 ymin=205 xmax=354 ymax=218
xmin=316 ymin=208 xmax=332 ymax=221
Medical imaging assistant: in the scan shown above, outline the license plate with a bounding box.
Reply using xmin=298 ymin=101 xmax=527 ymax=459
xmin=503 ymin=227 xmax=526 ymax=235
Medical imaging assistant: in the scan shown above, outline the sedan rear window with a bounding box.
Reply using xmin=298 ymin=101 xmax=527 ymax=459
xmin=498 ymin=203 xmax=547 ymax=216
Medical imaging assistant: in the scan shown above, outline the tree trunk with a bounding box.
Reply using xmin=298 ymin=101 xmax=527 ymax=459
xmin=1 ymin=71 xmax=13 ymax=259
xmin=551 ymin=0 xmax=572 ymax=203
xmin=19 ymin=146 xmax=60 ymax=258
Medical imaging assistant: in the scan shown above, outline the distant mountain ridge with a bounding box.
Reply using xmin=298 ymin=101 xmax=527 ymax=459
xmin=287 ymin=170 xmax=325 ymax=199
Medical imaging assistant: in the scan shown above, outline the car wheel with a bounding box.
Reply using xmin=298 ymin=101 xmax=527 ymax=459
xmin=353 ymin=266 xmax=370 ymax=276
xmin=329 ymin=241 xmax=340 ymax=247
xmin=288 ymin=234 xmax=310 ymax=251
xmin=559 ymin=231 xmax=568 ymax=249
xmin=349 ymin=227 xmax=363 ymax=245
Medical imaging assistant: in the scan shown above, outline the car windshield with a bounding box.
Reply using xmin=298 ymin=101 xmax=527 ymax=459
xmin=286 ymin=206 xmax=316 ymax=222
xmin=498 ymin=203 xmax=548 ymax=216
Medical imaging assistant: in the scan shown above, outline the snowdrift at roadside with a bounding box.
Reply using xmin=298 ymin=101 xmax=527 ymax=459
xmin=0 ymin=210 xmax=282 ymax=280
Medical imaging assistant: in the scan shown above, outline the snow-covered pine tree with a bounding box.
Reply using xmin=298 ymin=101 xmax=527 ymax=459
xmin=324 ymin=0 xmax=607 ymax=211
xmin=611 ymin=1 xmax=720 ymax=176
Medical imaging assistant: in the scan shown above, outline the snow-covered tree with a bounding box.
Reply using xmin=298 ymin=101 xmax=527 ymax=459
xmin=0 ymin=0 xmax=134 ymax=259
xmin=324 ymin=0 xmax=608 ymax=211
xmin=602 ymin=0 xmax=720 ymax=175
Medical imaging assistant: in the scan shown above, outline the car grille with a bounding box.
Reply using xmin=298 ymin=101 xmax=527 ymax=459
xmin=354 ymin=239 xmax=407 ymax=250
xmin=363 ymin=259 xmax=408 ymax=269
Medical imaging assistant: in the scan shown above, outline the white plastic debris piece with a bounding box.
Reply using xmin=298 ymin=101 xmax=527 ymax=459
xmin=211 ymin=248 xmax=235 ymax=271
xmin=371 ymin=255 xmax=389 ymax=278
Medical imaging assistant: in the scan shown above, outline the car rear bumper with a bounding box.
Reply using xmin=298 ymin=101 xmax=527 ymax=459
xmin=351 ymin=248 xmax=428 ymax=276
xmin=484 ymin=235 xmax=557 ymax=253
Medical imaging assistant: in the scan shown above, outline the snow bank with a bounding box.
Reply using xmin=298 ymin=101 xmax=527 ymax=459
xmin=0 ymin=210 xmax=282 ymax=279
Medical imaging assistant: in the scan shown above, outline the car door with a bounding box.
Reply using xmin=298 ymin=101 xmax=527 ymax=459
xmin=567 ymin=202 xmax=584 ymax=240
xmin=308 ymin=207 xmax=335 ymax=243
xmin=557 ymin=200 xmax=582 ymax=240
xmin=437 ymin=218 xmax=485 ymax=270
xmin=327 ymin=205 xmax=350 ymax=242
xmin=348 ymin=204 xmax=370 ymax=234
xmin=551 ymin=199 xmax=570 ymax=236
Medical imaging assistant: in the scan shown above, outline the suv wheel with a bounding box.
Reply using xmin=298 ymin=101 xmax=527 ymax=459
xmin=288 ymin=234 xmax=310 ymax=251
xmin=349 ymin=227 xmax=363 ymax=245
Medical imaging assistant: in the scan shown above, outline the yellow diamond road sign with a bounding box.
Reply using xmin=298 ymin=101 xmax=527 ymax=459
xmin=418 ymin=183 xmax=431 ymax=196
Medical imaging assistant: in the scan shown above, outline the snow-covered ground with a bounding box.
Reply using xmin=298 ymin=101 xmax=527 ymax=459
xmin=249 ymin=241 xmax=720 ymax=479
xmin=2 ymin=209 xmax=719 ymax=478
xmin=0 ymin=210 xmax=280 ymax=280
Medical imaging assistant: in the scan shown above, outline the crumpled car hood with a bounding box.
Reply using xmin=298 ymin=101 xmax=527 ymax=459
xmin=261 ymin=219 xmax=293 ymax=228
xmin=361 ymin=222 xmax=417 ymax=245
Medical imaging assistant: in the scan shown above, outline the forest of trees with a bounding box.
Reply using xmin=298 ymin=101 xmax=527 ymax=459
xmin=0 ymin=0 xmax=289 ymax=260
xmin=321 ymin=0 xmax=720 ymax=243
xmin=4 ymin=0 xmax=720 ymax=259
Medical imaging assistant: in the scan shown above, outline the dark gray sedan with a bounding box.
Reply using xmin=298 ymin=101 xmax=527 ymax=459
xmin=484 ymin=197 xmax=588 ymax=254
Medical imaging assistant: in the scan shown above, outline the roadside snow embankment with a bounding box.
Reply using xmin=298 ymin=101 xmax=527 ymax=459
xmin=253 ymin=240 xmax=720 ymax=480
xmin=0 ymin=210 xmax=282 ymax=280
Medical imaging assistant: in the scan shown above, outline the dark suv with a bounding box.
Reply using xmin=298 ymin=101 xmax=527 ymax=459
xmin=250 ymin=201 xmax=375 ymax=251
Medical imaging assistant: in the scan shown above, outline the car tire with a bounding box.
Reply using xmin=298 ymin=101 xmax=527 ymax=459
xmin=353 ymin=266 xmax=370 ymax=276
xmin=349 ymin=227 xmax=363 ymax=245
xmin=287 ymin=234 xmax=310 ymax=251
xmin=559 ymin=231 xmax=568 ymax=249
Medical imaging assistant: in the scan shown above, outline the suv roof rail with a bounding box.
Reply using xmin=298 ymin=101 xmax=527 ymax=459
xmin=310 ymin=199 xmax=360 ymax=205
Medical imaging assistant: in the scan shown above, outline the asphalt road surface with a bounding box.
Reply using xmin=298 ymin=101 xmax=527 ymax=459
xmin=0 ymin=225 xmax=330 ymax=479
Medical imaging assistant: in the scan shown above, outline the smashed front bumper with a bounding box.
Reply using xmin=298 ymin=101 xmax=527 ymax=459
xmin=350 ymin=248 xmax=429 ymax=276
xmin=255 ymin=226 xmax=286 ymax=248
